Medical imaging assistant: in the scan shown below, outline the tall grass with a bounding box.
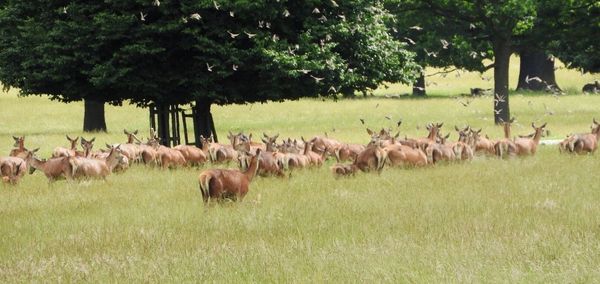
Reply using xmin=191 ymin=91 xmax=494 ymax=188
xmin=1 ymin=62 xmax=600 ymax=282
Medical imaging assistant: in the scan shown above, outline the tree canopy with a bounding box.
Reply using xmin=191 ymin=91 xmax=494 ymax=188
xmin=0 ymin=0 xmax=419 ymax=108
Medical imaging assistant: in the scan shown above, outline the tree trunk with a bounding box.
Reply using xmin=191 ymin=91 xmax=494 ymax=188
xmin=516 ymin=50 xmax=560 ymax=91
xmin=412 ymin=73 xmax=426 ymax=96
xmin=493 ymin=39 xmax=511 ymax=124
xmin=193 ymin=99 xmax=218 ymax=147
xmin=83 ymin=99 xmax=107 ymax=132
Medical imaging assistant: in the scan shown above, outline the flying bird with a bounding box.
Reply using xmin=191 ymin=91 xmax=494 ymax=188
xmin=227 ymin=31 xmax=240 ymax=38
xmin=310 ymin=75 xmax=324 ymax=82
xmin=397 ymin=119 xmax=403 ymax=128
xmin=525 ymin=75 xmax=543 ymax=84
xmin=312 ymin=8 xmax=321 ymax=14
xmin=244 ymin=31 xmax=256 ymax=38
xmin=331 ymin=0 xmax=339 ymax=7
xmin=283 ymin=9 xmax=290 ymax=17
xmin=403 ymin=37 xmax=416 ymax=45
xmin=229 ymin=11 xmax=235 ymax=17
xmin=206 ymin=63 xmax=214 ymax=72
xmin=359 ymin=118 xmax=365 ymax=125
xmin=153 ymin=0 xmax=160 ymax=7
xmin=62 ymin=6 xmax=68 ymax=14
xmin=232 ymin=65 xmax=238 ymax=71
xmin=213 ymin=0 xmax=220 ymax=10
xmin=385 ymin=115 xmax=392 ymax=120
xmin=440 ymin=39 xmax=449 ymax=49
xmin=190 ymin=13 xmax=201 ymax=20
xmin=140 ymin=12 xmax=147 ymax=21
xmin=409 ymin=26 xmax=423 ymax=31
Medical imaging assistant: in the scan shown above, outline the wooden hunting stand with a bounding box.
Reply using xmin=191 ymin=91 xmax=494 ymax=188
xmin=149 ymin=101 xmax=218 ymax=147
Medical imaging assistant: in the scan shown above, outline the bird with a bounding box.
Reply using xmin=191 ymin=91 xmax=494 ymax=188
xmin=385 ymin=115 xmax=391 ymax=120
xmin=206 ymin=63 xmax=214 ymax=72
xmin=297 ymin=69 xmax=311 ymax=74
xmin=258 ymin=21 xmax=264 ymax=28
xmin=283 ymin=9 xmax=290 ymax=17
xmin=469 ymin=51 xmax=478 ymax=59
xmin=414 ymin=86 xmax=425 ymax=91
xmin=181 ymin=17 xmax=188 ymax=23
xmin=494 ymin=93 xmax=506 ymax=106
xmin=359 ymin=118 xmax=365 ymax=125
xmin=229 ymin=11 xmax=235 ymax=17
xmin=244 ymin=31 xmax=256 ymax=38
xmin=313 ymin=8 xmax=321 ymax=14
xmin=494 ymin=109 xmax=502 ymax=115
xmin=337 ymin=14 xmax=346 ymax=20
xmin=213 ymin=0 xmax=220 ymax=10
xmin=190 ymin=13 xmax=201 ymax=20
xmin=227 ymin=31 xmax=239 ymax=38
xmin=310 ymin=75 xmax=324 ymax=82
xmin=424 ymin=49 xmax=438 ymax=58
xmin=331 ymin=0 xmax=339 ymax=7
xmin=328 ymin=86 xmax=338 ymax=93
xmin=153 ymin=0 xmax=160 ymax=7
xmin=62 ymin=6 xmax=68 ymax=14
xmin=459 ymin=99 xmax=471 ymax=107
xmin=469 ymin=23 xmax=476 ymax=30
xmin=318 ymin=15 xmax=328 ymax=22
xmin=397 ymin=119 xmax=403 ymax=128
xmin=409 ymin=26 xmax=423 ymax=31
xmin=232 ymin=65 xmax=238 ymax=71
xmin=440 ymin=39 xmax=449 ymax=49
xmin=272 ymin=34 xmax=279 ymax=41
xmin=481 ymin=76 xmax=492 ymax=81
xmin=525 ymin=75 xmax=543 ymax=84
xmin=403 ymin=37 xmax=416 ymax=45
xmin=140 ymin=12 xmax=147 ymax=21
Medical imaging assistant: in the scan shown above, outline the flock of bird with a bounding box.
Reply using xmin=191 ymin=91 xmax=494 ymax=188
xmin=2 ymin=118 xmax=598 ymax=204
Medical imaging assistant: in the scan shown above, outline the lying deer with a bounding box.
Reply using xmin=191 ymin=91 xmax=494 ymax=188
xmin=9 ymin=136 xmax=26 ymax=157
xmin=383 ymin=134 xmax=427 ymax=167
xmin=198 ymin=149 xmax=262 ymax=204
xmin=309 ymin=135 xmax=341 ymax=157
xmin=562 ymin=119 xmax=600 ymax=154
xmin=173 ymin=145 xmax=207 ymax=166
xmin=511 ymin=122 xmax=547 ymax=156
xmin=330 ymin=163 xmax=357 ymax=177
xmin=333 ymin=143 xmax=365 ymax=162
xmin=52 ymin=135 xmax=82 ymax=158
xmin=352 ymin=134 xmax=387 ymax=173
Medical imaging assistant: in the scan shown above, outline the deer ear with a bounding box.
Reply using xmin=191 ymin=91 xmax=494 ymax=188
xmin=541 ymin=122 xmax=547 ymax=128
xmin=531 ymin=122 xmax=536 ymax=129
xmin=13 ymin=136 xmax=19 ymax=141
xmin=133 ymin=130 xmax=138 ymax=135
xmin=123 ymin=129 xmax=129 ymax=135
xmin=594 ymin=118 xmax=599 ymax=125
xmin=366 ymin=128 xmax=373 ymax=135
xmin=274 ymin=134 xmax=279 ymax=140
xmin=455 ymin=126 xmax=460 ymax=132
xmin=90 ymin=137 xmax=95 ymax=143
xmin=437 ymin=123 xmax=444 ymax=128
xmin=248 ymin=133 xmax=253 ymax=140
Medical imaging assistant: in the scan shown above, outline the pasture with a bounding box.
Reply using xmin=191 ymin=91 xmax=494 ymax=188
xmin=1 ymin=60 xmax=600 ymax=282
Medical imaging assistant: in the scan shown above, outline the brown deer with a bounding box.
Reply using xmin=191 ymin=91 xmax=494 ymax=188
xmin=383 ymin=134 xmax=427 ymax=167
xmin=423 ymin=133 xmax=456 ymax=164
xmin=94 ymin=144 xmax=130 ymax=173
xmin=70 ymin=145 xmax=123 ymax=179
xmin=511 ymin=123 xmax=547 ymax=156
xmin=198 ymin=149 xmax=262 ymax=204
xmin=353 ymin=134 xmax=387 ymax=173
xmin=237 ymin=137 xmax=284 ymax=177
xmin=173 ymin=145 xmax=207 ymax=166
xmin=564 ymin=119 xmax=600 ymax=154
xmin=9 ymin=136 xmax=26 ymax=157
xmin=415 ymin=123 xmax=443 ymax=151
xmin=1 ymin=158 xmax=25 ymax=185
xmin=301 ymin=137 xmax=324 ymax=167
xmin=308 ymin=135 xmax=341 ymax=156
xmin=26 ymin=150 xmax=75 ymax=181
xmin=333 ymin=143 xmax=365 ymax=162
xmin=52 ymin=136 xmax=82 ymax=158
xmin=116 ymin=129 xmax=143 ymax=163
xmin=330 ymin=163 xmax=358 ymax=177
xmin=494 ymin=118 xmax=517 ymax=158
xmin=471 ymin=129 xmax=495 ymax=155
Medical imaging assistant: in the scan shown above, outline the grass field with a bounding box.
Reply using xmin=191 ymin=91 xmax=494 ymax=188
xmin=1 ymin=59 xmax=600 ymax=282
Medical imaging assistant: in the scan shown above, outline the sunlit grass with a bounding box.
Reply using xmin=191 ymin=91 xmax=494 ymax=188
xmin=1 ymin=61 xmax=600 ymax=281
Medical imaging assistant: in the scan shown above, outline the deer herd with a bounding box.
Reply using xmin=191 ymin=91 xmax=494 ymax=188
xmin=2 ymin=118 xmax=599 ymax=204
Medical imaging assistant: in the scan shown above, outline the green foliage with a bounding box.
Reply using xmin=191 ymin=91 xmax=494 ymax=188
xmin=0 ymin=0 xmax=418 ymax=106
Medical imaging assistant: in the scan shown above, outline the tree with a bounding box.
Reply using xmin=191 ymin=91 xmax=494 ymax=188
xmin=386 ymin=0 xmax=492 ymax=96
xmin=398 ymin=1 xmax=538 ymax=123
xmin=0 ymin=0 xmax=418 ymax=138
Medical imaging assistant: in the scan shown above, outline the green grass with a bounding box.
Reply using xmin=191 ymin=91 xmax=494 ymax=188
xmin=1 ymin=63 xmax=600 ymax=282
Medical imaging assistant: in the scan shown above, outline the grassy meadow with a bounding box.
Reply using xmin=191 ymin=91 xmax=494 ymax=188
xmin=1 ymin=58 xmax=600 ymax=282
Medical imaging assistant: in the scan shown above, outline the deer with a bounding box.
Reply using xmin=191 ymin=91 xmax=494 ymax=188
xmin=333 ymin=143 xmax=366 ymax=162
xmin=203 ymin=134 xmax=237 ymax=164
xmin=279 ymin=139 xmax=310 ymax=169
xmin=423 ymin=133 xmax=456 ymax=164
xmin=173 ymin=144 xmax=207 ymax=166
xmin=582 ymin=81 xmax=599 ymax=94
xmin=352 ymin=133 xmax=387 ymax=173
xmin=9 ymin=136 xmax=26 ymax=157
xmin=25 ymin=150 xmax=75 ymax=181
xmin=383 ymin=138 xmax=428 ymax=167
xmin=94 ymin=144 xmax=130 ymax=173
xmin=562 ymin=119 xmax=600 ymax=154
xmin=449 ymin=126 xmax=474 ymax=161
xmin=262 ymin=133 xmax=291 ymax=170
xmin=301 ymin=137 xmax=324 ymax=167
xmin=141 ymin=137 xmax=187 ymax=169
xmin=330 ymin=163 xmax=358 ymax=177
xmin=1 ymin=158 xmax=25 ymax=185
xmin=70 ymin=145 xmax=123 ymax=179
xmin=52 ymin=135 xmax=82 ymax=158
xmin=471 ymin=128 xmax=495 ymax=155
xmin=494 ymin=118 xmax=517 ymax=158
xmin=511 ymin=122 xmax=547 ymax=156
xmin=415 ymin=123 xmax=443 ymax=151
xmin=237 ymin=145 xmax=285 ymax=177
xmin=115 ymin=129 xmax=144 ymax=164
xmin=308 ymin=135 xmax=341 ymax=157
xmin=198 ymin=149 xmax=262 ymax=204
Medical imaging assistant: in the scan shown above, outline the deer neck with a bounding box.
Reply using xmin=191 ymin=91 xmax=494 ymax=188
xmin=28 ymin=156 xmax=45 ymax=171
xmin=503 ymin=124 xmax=511 ymax=139
xmin=303 ymin=142 xmax=312 ymax=155
xmin=427 ymin=128 xmax=438 ymax=141
xmin=70 ymin=141 xmax=77 ymax=151
xmin=105 ymin=150 xmax=121 ymax=171
xmin=532 ymin=129 xmax=543 ymax=144
xmin=244 ymin=155 xmax=260 ymax=182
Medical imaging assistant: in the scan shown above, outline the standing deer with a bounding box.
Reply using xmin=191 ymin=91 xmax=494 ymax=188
xmin=511 ymin=123 xmax=547 ymax=156
xmin=471 ymin=129 xmax=495 ymax=155
xmin=353 ymin=134 xmax=387 ymax=173
xmin=26 ymin=150 xmax=74 ymax=181
xmin=494 ymin=118 xmax=517 ymax=158
xmin=70 ymin=145 xmax=123 ymax=179
xmin=198 ymin=149 xmax=262 ymax=204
